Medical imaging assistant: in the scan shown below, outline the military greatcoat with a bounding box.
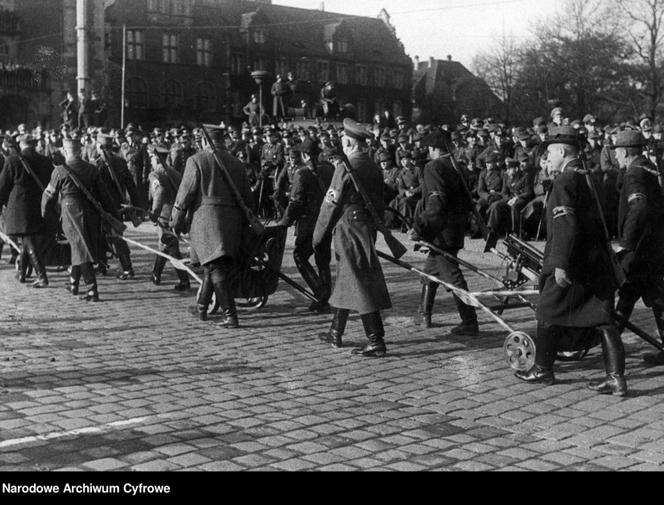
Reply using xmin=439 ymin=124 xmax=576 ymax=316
xmin=536 ymin=159 xmax=616 ymax=328
xmin=171 ymin=149 xmax=253 ymax=265
xmin=41 ymin=158 xmax=116 ymax=266
xmin=313 ymin=151 xmax=392 ymax=315
xmin=0 ymin=149 xmax=53 ymax=235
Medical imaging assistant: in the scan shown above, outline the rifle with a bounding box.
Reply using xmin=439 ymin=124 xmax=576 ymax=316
xmin=441 ymin=136 xmax=491 ymax=242
xmin=334 ymin=158 xmax=408 ymax=260
xmin=579 ymin=156 xmax=627 ymax=288
xmin=58 ymin=163 xmax=127 ymax=236
xmin=201 ymin=125 xmax=265 ymax=237
xmin=98 ymin=147 xmax=128 ymax=206
xmin=17 ymin=154 xmax=46 ymax=192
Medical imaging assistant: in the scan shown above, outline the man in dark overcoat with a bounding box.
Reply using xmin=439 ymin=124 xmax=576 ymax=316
xmin=314 ymin=119 xmax=392 ymax=357
xmin=42 ymin=138 xmax=118 ymax=302
xmin=94 ymin=133 xmax=141 ymax=280
xmin=0 ymin=134 xmax=54 ymax=287
xmin=410 ymin=131 xmax=479 ymax=335
xmin=279 ymin=139 xmax=334 ymax=314
xmin=610 ymin=131 xmax=664 ymax=367
xmin=171 ymin=125 xmax=254 ymax=328
xmin=515 ymin=126 xmax=626 ymax=396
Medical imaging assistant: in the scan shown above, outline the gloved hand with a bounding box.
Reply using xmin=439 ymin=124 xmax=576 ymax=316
xmin=554 ymin=268 xmax=572 ymax=288
xmin=173 ymin=221 xmax=186 ymax=236
xmin=409 ymin=229 xmax=421 ymax=242
xmin=148 ymin=211 xmax=159 ymax=224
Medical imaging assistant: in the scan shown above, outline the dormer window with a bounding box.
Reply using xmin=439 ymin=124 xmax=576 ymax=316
xmin=253 ymin=29 xmax=266 ymax=44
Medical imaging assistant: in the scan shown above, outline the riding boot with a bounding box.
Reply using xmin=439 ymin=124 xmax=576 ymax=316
xmin=67 ymin=266 xmax=81 ymax=296
xmin=173 ymin=268 xmax=191 ymax=291
xmin=319 ymin=308 xmax=348 ymax=348
xmin=296 ymin=259 xmax=323 ymax=312
xmin=213 ymin=276 xmax=238 ymax=329
xmin=588 ymin=327 xmax=627 ymax=397
xmin=515 ymin=324 xmax=556 ymax=386
xmin=15 ymin=247 xmax=28 ymax=283
xmin=352 ymin=312 xmax=387 ymax=358
xmin=644 ymin=308 xmax=664 ymax=366
xmin=152 ymin=256 xmax=166 ymax=286
xmin=317 ymin=266 xmax=332 ymax=313
xmin=79 ymin=263 xmax=99 ymax=302
xmin=416 ymin=283 xmax=437 ymax=328
xmin=450 ymin=295 xmax=480 ymax=336
xmin=26 ymin=243 xmax=48 ymax=288
xmin=194 ymin=273 xmax=214 ymax=322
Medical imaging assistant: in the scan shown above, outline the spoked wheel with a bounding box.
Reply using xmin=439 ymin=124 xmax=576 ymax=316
xmin=504 ymin=331 xmax=536 ymax=372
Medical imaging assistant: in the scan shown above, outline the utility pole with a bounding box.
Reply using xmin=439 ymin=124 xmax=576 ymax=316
xmin=121 ymin=23 xmax=126 ymax=129
xmin=76 ymin=0 xmax=90 ymax=94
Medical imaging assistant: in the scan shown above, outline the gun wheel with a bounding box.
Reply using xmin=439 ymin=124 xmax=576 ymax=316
xmin=504 ymin=332 xmax=536 ymax=372
xmin=237 ymin=295 xmax=269 ymax=310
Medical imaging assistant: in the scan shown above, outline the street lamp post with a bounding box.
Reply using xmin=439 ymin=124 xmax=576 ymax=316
xmin=251 ymin=70 xmax=269 ymax=128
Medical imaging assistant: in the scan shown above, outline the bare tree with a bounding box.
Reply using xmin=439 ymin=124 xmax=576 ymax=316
xmin=472 ymin=33 xmax=520 ymax=122
xmin=616 ymin=0 xmax=664 ymax=118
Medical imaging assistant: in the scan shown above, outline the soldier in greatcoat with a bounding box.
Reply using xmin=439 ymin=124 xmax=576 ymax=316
xmin=314 ymin=119 xmax=392 ymax=357
xmin=410 ymin=131 xmax=479 ymax=335
xmin=171 ymin=125 xmax=253 ymax=328
xmin=94 ymin=133 xmax=141 ymax=280
xmin=41 ymin=138 xmax=118 ymax=302
xmin=278 ymin=138 xmax=335 ymax=313
xmin=609 ymin=131 xmax=664 ymax=367
xmin=515 ymin=126 xmax=626 ymax=396
xmin=0 ymin=134 xmax=54 ymax=287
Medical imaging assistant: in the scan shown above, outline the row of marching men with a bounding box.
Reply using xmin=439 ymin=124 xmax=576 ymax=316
xmin=3 ymin=121 xmax=664 ymax=399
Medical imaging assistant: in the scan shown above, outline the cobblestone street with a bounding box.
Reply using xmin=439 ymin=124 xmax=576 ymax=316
xmin=1 ymin=224 xmax=663 ymax=472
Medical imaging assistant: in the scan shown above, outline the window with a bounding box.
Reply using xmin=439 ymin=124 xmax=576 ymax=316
xmin=336 ymin=63 xmax=348 ymax=85
xmin=356 ymin=64 xmax=368 ymax=86
xmin=296 ymin=59 xmax=311 ymax=81
xmin=252 ymin=57 xmax=267 ymax=71
xmin=374 ymin=67 xmax=385 ymax=87
xmin=336 ymin=40 xmax=348 ymax=54
xmin=253 ymin=30 xmax=266 ymax=44
xmin=275 ymin=58 xmax=288 ymax=78
xmin=231 ymin=54 xmax=243 ymax=76
xmin=196 ymin=38 xmax=212 ymax=67
xmin=161 ymin=79 xmax=183 ymax=108
xmin=196 ymin=82 xmax=216 ymax=111
xmin=393 ymin=101 xmax=403 ymax=118
xmin=393 ymin=69 xmax=405 ymax=89
xmin=127 ymin=77 xmax=147 ymax=109
xmin=317 ymin=60 xmax=329 ymax=82
xmin=357 ymin=99 xmax=368 ymax=123
xmin=162 ymin=33 xmax=179 ymax=63
xmin=126 ymin=30 xmax=144 ymax=61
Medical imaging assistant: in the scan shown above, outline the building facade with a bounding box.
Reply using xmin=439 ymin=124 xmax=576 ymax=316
xmin=0 ymin=0 xmax=413 ymax=129
xmin=412 ymin=56 xmax=504 ymax=125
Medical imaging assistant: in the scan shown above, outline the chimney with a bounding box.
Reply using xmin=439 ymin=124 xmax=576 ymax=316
xmin=414 ymin=55 xmax=420 ymax=71
xmin=320 ymin=2 xmax=325 ymax=11
xmin=447 ymin=54 xmax=453 ymax=61
xmin=428 ymin=57 xmax=435 ymax=68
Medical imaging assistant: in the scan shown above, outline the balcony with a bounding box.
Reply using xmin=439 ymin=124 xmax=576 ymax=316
xmin=0 ymin=9 xmax=20 ymax=36
xmin=0 ymin=66 xmax=49 ymax=92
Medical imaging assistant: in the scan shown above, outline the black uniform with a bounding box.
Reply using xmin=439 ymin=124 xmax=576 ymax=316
xmin=614 ymin=156 xmax=664 ymax=346
xmin=280 ymin=159 xmax=334 ymax=310
xmin=412 ymin=155 xmax=478 ymax=331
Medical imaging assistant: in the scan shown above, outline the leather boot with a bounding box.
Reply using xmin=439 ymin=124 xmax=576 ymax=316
xmin=318 ymin=266 xmax=332 ymax=308
xmin=195 ymin=274 xmax=214 ymax=322
xmin=214 ymin=279 xmax=238 ymax=329
xmin=643 ymin=309 xmax=664 ymax=366
xmin=116 ymin=242 xmax=134 ymax=280
xmin=66 ymin=266 xmax=81 ymax=296
xmin=173 ymin=268 xmax=191 ymax=292
xmin=15 ymin=248 xmax=28 ymax=283
xmin=352 ymin=312 xmax=387 ymax=358
xmin=26 ymin=243 xmax=48 ymax=288
xmin=588 ymin=327 xmax=628 ymax=397
xmin=79 ymin=264 xmax=99 ymax=302
xmin=152 ymin=256 xmax=166 ymax=286
xmin=80 ymin=284 xmax=100 ymax=302
xmin=416 ymin=284 xmax=437 ymax=328
xmin=450 ymin=295 xmax=479 ymax=336
xmin=515 ymin=324 xmax=556 ymax=386
xmin=319 ymin=308 xmax=348 ymax=348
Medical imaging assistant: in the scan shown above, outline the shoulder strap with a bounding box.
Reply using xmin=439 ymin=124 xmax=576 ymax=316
xmin=59 ymin=163 xmax=104 ymax=214
xmin=18 ymin=154 xmax=46 ymax=192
